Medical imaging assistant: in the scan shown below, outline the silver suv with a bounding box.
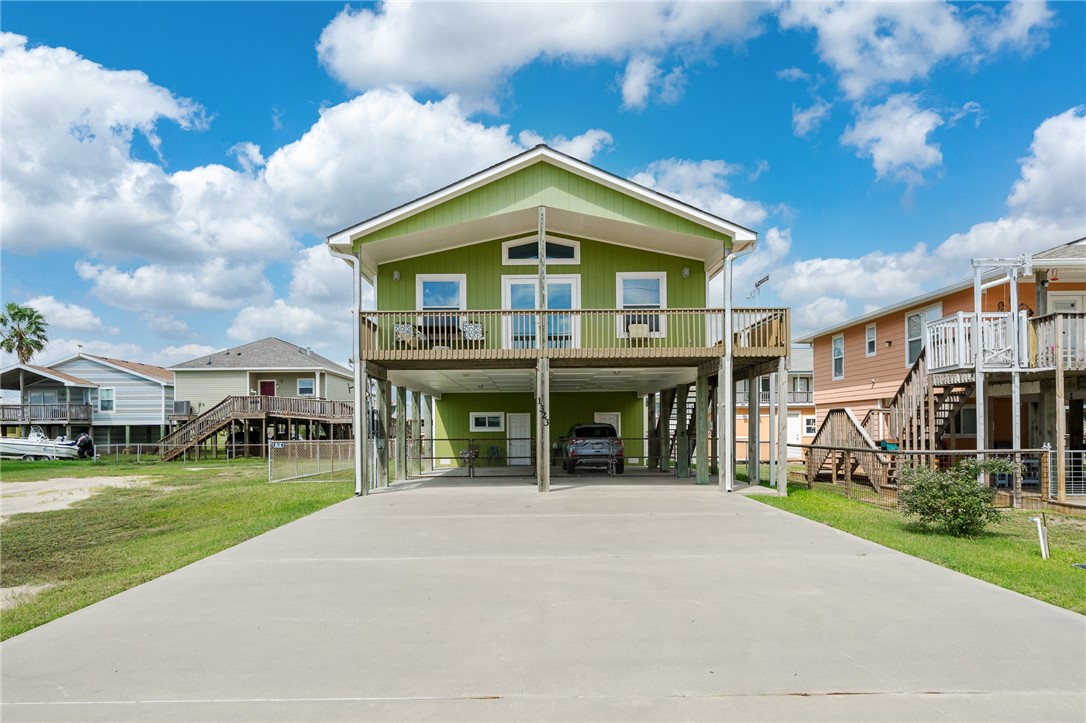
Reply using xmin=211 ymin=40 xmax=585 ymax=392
xmin=561 ymin=423 xmax=624 ymax=474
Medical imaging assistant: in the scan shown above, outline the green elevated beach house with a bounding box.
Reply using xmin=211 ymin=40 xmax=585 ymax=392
xmin=328 ymin=145 xmax=790 ymax=492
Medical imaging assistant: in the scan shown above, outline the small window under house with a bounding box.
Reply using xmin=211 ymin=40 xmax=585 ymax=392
xmin=502 ymin=239 xmax=579 ymax=265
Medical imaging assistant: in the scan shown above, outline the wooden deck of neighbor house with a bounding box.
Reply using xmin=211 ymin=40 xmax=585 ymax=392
xmin=159 ymin=395 xmax=354 ymax=461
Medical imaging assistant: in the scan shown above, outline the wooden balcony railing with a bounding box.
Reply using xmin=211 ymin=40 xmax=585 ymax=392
xmin=926 ymin=311 xmax=1085 ymax=373
xmin=359 ymin=308 xmax=789 ymax=363
xmin=0 ymin=403 xmax=94 ymax=423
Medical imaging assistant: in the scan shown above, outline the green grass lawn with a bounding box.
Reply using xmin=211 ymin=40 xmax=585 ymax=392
xmin=753 ymin=483 xmax=1086 ymax=615
xmin=0 ymin=459 xmax=355 ymax=640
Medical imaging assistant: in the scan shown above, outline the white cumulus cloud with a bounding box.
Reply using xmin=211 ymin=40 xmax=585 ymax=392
xmin=778 ymin=1 xmax=1051 ymax=99
xmin=24 ymin=296 xmax=118 ymax=335
xmin=631 ymin=158 xmax=769 ymax=229
xmin=316 ymin=1 xmax=768 ymax=110
xmin=840 ymin=94 xmax=944 ymax=185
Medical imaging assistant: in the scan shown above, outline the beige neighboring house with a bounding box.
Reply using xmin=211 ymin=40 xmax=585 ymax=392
xmin=170 ymin=337 xmax=353 ymax=417
xmin=162 ymin=338 xmax=354 ymax=460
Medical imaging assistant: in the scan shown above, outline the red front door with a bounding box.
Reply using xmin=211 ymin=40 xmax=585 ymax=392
xmin=258 ymin=381 xmax=276 ymax=396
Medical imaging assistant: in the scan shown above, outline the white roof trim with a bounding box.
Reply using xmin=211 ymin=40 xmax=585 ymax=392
xmin=328 ymin=145 xmax=757 ymax=250
xmin=0 ymin=364 xmax=97 ymax=388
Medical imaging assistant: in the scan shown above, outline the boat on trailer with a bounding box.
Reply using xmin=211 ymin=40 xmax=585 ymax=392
xmin=0 ymin=426 xmax=86 ymax=460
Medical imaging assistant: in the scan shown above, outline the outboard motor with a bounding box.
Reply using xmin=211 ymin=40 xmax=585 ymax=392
xmin=76 ymin=433 xmax=95 ymax=459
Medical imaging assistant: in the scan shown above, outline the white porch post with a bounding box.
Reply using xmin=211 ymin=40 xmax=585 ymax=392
xmin=358 ymin=364 xmax=370 ymax=495
xmin=769 ymin=372 xmax=777 ymax=489
xmin=748 ymin=370 xmax=759 ymax=485
xmin=777 ymin=356 xmax=789 ymax=497
xmin=972 ymin=264 xmax=986 ymax=480
xmin=720 ymin=251 xmax=736 ymax=492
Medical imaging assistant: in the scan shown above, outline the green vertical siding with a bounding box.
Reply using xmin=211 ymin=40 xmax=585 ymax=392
xmin=432 ymin=391 xmax=645 ymax=467
xmin=377 ymin=238 xmax=706 ymax=310
xmin=363 ymin=164 xmax=729 ymax=245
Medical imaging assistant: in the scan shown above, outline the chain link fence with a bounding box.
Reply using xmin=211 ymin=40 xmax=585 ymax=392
xmin=268 ymin=440 xmax=355 ymax=483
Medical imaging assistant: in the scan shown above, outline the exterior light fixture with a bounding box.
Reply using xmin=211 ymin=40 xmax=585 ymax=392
xmin=681 ymin=266 xmax=691 ymax=278
xmin=391 ymin=270 xmax=401 ymax=281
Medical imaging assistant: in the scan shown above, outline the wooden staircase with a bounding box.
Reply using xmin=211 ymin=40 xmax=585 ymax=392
xmin=887 ymin=349 xmax=975 ymax=452
xmin=808 ymin=408 xmax=891 ymax=491
xmin=158 ymin=395 xmax=353 ymax=461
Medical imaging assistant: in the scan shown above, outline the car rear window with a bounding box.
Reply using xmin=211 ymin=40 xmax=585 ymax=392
xmin=573 ymin=425 xmax=617 ymax=438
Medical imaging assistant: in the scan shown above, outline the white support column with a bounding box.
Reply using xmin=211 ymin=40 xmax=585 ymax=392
xmin=748 ymin=371 xmax=759 ymax=485
xmin=972 ymin=264 xmax=986 ymax=479
xmin=769 ymin=372 xmax=777 ymax=489
xmin=357 ymin=363 xmax=369 ymax=495
xmin=420 ymin=393 xmax=433 ymax=472
xmin=720 ymin=249 xmax=736 ymax=492
xmin=777 ymin=356 xmax=789 ymax=497
xmin=696 ymin=371 xmax=710 ymax=485
xmin=536 ymin=358 xmax=551 ymax=492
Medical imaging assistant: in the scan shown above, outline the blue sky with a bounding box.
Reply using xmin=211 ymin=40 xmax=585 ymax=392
xmin=2 ymin=1 xmax=1083 ymax=372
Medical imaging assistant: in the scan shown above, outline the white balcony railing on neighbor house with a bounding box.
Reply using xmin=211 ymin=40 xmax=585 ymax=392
xmin=359 ymin=308 xmax=789 ymax=363
xmin=926 ymin=311 xmax=1085 ymax=373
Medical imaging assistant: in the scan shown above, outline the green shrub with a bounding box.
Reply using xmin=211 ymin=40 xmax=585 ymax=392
xmin=899 ymin=458 xmax=1012 ymax=537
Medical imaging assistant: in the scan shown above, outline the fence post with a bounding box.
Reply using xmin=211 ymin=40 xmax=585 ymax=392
xmin=844 ymin=450 xmax=852 ymax=499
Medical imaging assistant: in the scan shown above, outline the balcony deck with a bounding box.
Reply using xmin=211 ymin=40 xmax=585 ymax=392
xmin=0 ymin=403 xmax=94 ymax=424
xmin=359 ymin=308 xmax=789 ymax=369
xmin=926 ymin=311 xmax=1085 ymax=374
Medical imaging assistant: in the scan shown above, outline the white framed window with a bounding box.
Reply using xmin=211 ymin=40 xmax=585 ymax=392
xmin=416 ymin=274 xmax=466 ymax=311
xmin=865 ymin=323 xmax=877 ymax=357
xmin=501 ymin=237 xmax=579 ymax=265
xmin=804 ymin=416 xmax=817 ymax=435
xmin=98 ymin=387 xmax=115 ymax=413
xmin=469 ymin=412 xmax=505 ymax=432
xmin=616 ymin=272 xmax=666 ymax=338
xmin=905 ymin=303 xmax=942 ymax=366
xmin=831 ymin=334 xmax=844 ymax=380
xmin=297 ymin=378 xmax=315 ymax=397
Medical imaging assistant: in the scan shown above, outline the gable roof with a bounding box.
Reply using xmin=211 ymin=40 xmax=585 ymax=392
xmin=0 ymin=364 xmax=97 ymax=390
xmin=49 ymin=353 xmax=174 ymax=385
xmin=170 ymin=337 xmax=352 ymax=377
xmin=327 ymin=145 xmax=758 ymax=281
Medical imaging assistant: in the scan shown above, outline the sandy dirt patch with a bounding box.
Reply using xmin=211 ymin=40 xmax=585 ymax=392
xmin=0 ymin=476 xmax=150 ymax=521
xmin=1 ymin=583 xmax=54 ymax=611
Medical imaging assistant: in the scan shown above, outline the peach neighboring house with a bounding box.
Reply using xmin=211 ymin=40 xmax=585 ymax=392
xmin=798 ymin=238 xmax=1085 ymax=499
xmin=734 ymin=345 xmax=815 ymax=461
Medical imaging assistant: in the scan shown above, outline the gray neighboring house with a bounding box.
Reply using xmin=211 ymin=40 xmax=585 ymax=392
xmin=170 ymin=337 xmax=353 ymax=417
xmin=0 ymin=354 xmax=175 ymax=444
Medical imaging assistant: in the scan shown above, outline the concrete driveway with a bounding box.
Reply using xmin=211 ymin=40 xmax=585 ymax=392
xmin=2 ymin=479 xmax=1083 ymax=722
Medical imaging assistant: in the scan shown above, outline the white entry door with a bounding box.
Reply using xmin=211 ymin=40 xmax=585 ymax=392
xmin=593 ymin=412 xmax=621 ymax=435
xmin=787 ymin=413 xmax=803 ymax=459
xmin=507 ymin=413 xmax=532 ymax=466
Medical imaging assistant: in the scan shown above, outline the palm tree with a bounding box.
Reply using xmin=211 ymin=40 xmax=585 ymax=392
xmin=1 ymin=302 xmax=48 ymax=364
xmin=1 ymin=303 xmax=49 ymax=408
